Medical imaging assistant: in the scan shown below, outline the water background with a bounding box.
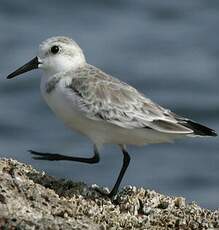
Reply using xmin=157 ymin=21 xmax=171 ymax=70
xmin=1 ymin=0 xmax=219 ymax=209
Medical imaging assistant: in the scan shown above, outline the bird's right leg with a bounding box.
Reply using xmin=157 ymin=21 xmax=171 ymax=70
xmin=29 ymin=144 xmax=100 ymax=164
xmin=95 ymin=145 xmax=130 ymax=199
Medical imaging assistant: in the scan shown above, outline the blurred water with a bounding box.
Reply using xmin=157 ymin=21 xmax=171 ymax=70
xmin=0 ymin=0 xmax=219 ymax=209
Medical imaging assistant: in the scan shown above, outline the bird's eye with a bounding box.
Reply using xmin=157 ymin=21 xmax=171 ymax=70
xmin=50 ymin=45 xmax=59 ymax=54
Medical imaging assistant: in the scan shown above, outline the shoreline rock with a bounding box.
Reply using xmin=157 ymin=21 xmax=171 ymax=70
xmin=0 ymin=158 xmax=219 ymax=229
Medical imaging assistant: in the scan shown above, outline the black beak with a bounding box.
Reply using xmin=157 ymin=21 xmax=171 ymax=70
xmin=7 ymin=56 xmax=40 ymax=79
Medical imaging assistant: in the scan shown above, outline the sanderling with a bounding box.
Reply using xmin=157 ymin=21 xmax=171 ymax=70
xmin=7 ymin=36 xmax=217 ymax=198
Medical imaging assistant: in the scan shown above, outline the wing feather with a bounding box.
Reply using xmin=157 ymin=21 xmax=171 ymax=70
xmin=66 ymin=64 xmax=193 ymax=134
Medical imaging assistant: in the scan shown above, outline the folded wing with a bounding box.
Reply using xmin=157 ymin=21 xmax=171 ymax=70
xmin=66 ymin=64 xmax=217 ymax=136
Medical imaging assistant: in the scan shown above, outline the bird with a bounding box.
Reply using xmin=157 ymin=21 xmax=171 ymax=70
xmin=6 ymin=36 xmax=217 ymax=198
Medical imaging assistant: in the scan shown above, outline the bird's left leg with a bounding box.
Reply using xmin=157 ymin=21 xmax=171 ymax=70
xmin=29 ymin=144 xmax=100 ymax=164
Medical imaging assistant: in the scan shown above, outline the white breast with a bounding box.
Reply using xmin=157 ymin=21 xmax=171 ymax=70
xmin=40 ymin=76 xmax=86 ymax=128
xmin=40 ymin=76 xmax=110 ymax=146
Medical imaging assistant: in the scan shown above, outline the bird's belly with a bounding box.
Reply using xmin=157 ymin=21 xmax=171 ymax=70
xmin=41 ymin=81 xmax=175 ymax=146
xmin=40 ymin=83 xmax=112 ymax=143
xmin=42 ymin=91 xmax=173 ymax=145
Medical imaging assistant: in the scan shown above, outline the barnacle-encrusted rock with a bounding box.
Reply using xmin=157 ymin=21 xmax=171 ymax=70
xmin=0 ymin=158 xmax=219 ymax=229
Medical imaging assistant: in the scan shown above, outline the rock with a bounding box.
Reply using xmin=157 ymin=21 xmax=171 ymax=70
xmin=0 ymin=158 xmax=219 ymax=229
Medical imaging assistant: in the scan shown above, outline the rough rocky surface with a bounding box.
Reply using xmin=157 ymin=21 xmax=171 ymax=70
xmin=0 ymin=158 xmax=219 ymax=230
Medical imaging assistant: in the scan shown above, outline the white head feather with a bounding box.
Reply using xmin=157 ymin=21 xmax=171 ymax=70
xmin=38 ymin=36 xmax=86 ymax=76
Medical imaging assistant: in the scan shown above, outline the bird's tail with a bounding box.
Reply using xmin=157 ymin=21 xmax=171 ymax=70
xmin=178 ymin=119 xmax=217 ymax=137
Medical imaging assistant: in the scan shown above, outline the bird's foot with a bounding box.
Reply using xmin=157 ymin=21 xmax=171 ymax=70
xmin=94 ymin=186 xmax=119 ymax=204
xmin=29 ymin=150 xmax=64 ymax=161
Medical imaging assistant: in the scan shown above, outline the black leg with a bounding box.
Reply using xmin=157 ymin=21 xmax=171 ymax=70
xmin=108 ymin=146 xmax=130 ymax=198
xmin=29 ymin=145 xmax=100 ymax=164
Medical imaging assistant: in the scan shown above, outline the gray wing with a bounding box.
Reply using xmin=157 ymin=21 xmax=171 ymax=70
xmin=66 ymin=64 xmax=194 ymax=134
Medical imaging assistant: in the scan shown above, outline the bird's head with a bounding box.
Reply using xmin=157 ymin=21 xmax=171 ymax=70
xmin=7 ymin=36 xmax=86 ymax=79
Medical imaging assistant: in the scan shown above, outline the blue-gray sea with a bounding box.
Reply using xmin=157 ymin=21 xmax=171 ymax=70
xmin=1 ymin=0 xmax=219 ymax=209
